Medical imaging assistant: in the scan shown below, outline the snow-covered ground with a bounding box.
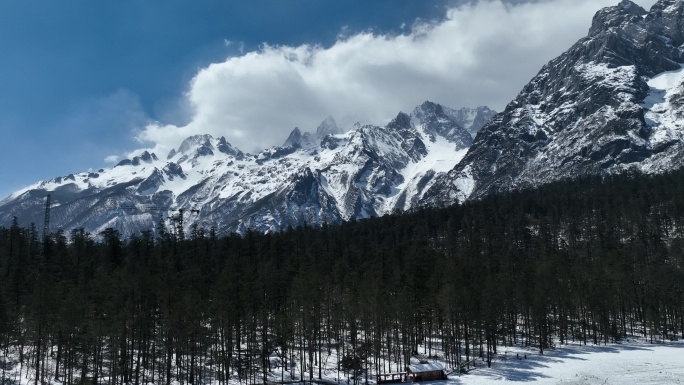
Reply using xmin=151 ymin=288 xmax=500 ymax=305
xmin=271 ymin=338 xmax=684 ymax=385
xmin=446 ymin=339 xmax=684 ymax=385
xmin=2 ymin=337 xmax=682 ymax=384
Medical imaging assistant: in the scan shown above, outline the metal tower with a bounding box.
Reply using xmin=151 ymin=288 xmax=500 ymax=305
xmin=43 ymin=193 xmax=51 ymax=241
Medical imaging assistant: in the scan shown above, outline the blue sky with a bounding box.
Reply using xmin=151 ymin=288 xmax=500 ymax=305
xmin=0 ymin=0 xmax=657 ymax=199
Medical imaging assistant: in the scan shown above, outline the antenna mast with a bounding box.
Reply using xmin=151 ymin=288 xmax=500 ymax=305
xmin=43 ymin=193 xmax=51 ymax=241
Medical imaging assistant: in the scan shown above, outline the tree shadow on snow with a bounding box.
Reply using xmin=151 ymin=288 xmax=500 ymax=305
xmin=544 ymin=338 xmax=684 ymax=357
xmin=443 ymin=340 xmax=684 ymax=383
xmin=461 ymin=355 xmax=555 ymax=382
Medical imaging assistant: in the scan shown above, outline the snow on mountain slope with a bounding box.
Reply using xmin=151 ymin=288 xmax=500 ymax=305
xmin=384 ymin=122 xmax=468 ymax=213
xmin=643 ymin=65 xmax=684 ymax=145
xmin=0 ymin=102 xmax=487 ymax=236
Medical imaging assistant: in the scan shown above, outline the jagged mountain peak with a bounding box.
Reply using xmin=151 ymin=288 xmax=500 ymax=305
xmin=315 ymin=115 xmax=341 ymax=138
xmin=177 ymin=134 xmax=215 ymax=154
xmin=283 ymin=127 xmax=303 ymax=148
xmin=164 ymin=134 xmax=248 ymax=165
xmin=441 ymin=105 xmax=497 ymax=137
xmin=217 ymin=136 xmax=243 ymax=158
xmin=591 ymin=0 xmax=647 ymax=29
xmin=116 ymin=150 xmax=159 ymax=167
xmin=577 ymin=0 xmax=684 ymax=76
xmin=409 ymin=101 xmax=474 ymax=150
xmin=413 ymin=100 xmax=444 ymax=116
xmin=648 ymin=0 xmax=684 ymax=46
xmin=648 ymin=0 xmax=684 ymax=17
xmin=388 ymin=111 xmax=413 ymax=130
xmin=618 ymin=0 xmax=646 ymax=13
xmin=281 ymin=116 xmax=345 ymax=148
xmin=412 ymin=101 xmax=459 ymax=128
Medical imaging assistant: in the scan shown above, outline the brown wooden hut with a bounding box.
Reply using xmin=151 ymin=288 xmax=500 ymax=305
xmin=405 ymin=361 xmax=446 ymax=382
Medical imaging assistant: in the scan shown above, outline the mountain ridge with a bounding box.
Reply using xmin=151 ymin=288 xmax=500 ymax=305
xmin=0 ymin=104 xmax=494 ymax=236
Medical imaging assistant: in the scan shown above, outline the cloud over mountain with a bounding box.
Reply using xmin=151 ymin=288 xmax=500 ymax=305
xmin=136 ymin=0 xmax=657 ymax=157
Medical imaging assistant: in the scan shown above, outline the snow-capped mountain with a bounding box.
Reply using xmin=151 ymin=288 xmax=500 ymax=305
xmin=421 ymin=0 xmax=684 ymax=205
xmin=0 ymin=102 xmax=486 ymax=236
xmin=6 ymin=0 xmax=684 ymax=237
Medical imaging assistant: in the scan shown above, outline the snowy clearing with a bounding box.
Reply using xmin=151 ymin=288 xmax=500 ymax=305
xmin=3 ymin=338 xmax=682 ymax=385
xmin=448 ymin=339 xmax=684 ymax=385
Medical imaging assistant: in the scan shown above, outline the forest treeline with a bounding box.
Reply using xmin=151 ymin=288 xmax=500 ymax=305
xmin=1 ymin=170 xmax=684 ymax=385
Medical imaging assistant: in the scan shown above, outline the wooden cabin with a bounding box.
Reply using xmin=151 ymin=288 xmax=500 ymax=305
xmin=405 ymin=361 xmax=446 ymax=382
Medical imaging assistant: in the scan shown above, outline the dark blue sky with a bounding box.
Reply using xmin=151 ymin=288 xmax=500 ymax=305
xmin=0 ymin=0 xmax=449 ymax=198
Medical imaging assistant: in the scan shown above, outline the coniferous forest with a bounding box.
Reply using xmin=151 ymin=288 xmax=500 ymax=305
xmin=1 ymin=171 xmax=684 ymax=385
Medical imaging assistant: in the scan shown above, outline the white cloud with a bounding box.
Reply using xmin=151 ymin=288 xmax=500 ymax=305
xmin=104 ymin=155 xmax=120 ymax=164
xmin=136 ymin=0 xmax=658 ymax=157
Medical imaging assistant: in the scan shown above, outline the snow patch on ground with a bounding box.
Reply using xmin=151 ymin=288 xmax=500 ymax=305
xmin=450 ymin=339 xmax=684 ymax=385
xmin=3 ymin=338 xmax=681 ymax=385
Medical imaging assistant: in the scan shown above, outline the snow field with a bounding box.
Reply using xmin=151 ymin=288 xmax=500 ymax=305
xmin=2 ymin=335 xmax=683 ymax=385
xmin=451 ymin=338 xmax=684 ymax=384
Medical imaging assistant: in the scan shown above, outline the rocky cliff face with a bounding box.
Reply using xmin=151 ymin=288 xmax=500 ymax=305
xmin=421 ymin=0 xmax=684 ymax=206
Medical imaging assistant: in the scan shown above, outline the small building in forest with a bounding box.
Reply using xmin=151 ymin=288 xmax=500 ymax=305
xmin=405 ymin=360 xmax=446 ymax=382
